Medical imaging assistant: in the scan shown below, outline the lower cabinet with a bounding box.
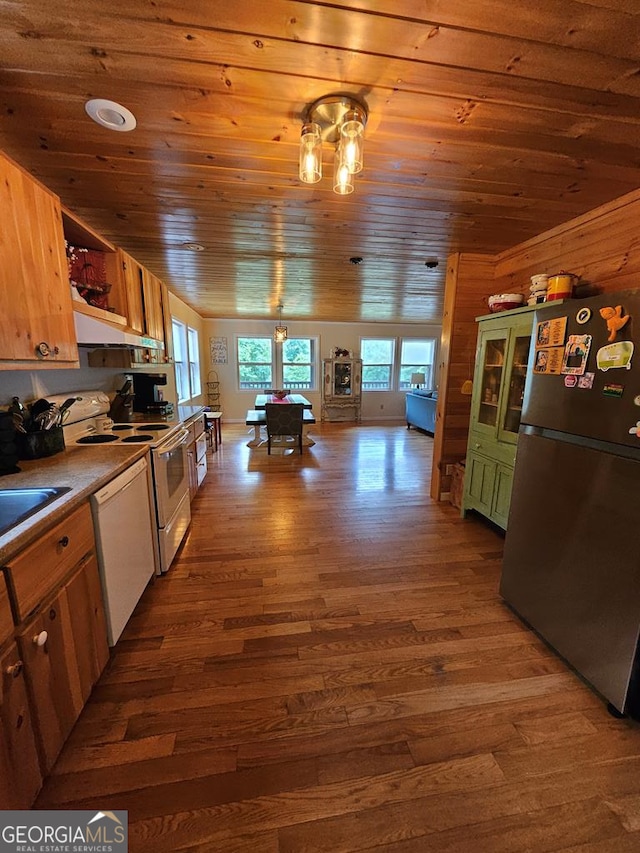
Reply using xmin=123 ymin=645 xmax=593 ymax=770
xmin=18 ymin=554 xmax=109 ymax=773
xmin=464 ymin=449 xmax=514 ymax=530
xmin=1 ymin=501 xmax=110 ymax=803
xmin=0 ymin=641 xmax=42 ymax=808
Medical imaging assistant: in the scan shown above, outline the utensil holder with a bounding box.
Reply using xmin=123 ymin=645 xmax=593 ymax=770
xmin=18 ymin=427 xmax=65 ymax=460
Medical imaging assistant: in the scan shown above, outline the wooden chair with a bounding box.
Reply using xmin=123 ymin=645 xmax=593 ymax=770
xmin=265 ymin=403 xmax=304 ymax=454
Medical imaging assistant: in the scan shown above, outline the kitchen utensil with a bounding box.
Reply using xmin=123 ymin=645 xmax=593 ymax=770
xmin=30 ymin=398 xmax=53 ymax=421
xmin=488 ymin=293 xmax=525 ymax=312
xmin=58 ymin=397 xmax=80 ymax=423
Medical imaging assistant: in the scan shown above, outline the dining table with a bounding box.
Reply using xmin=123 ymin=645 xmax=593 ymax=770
xmin=247 ymin=393 xmax=316 ymax=448
xmin=253 ymin=393 xmax=313 ymax=409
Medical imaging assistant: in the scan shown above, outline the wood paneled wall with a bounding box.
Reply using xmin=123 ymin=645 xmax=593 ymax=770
xmin=431 ymin=252 xmax=495 ymax=501
xmin=433 ymin=188 xmax=640 ymax=501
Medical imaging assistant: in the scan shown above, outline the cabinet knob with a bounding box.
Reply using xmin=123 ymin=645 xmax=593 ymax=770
xmin=59 ymin=535 xmax=69 ymax=548
xmin=35 ymin=341 xmax=51 ymax=358
xmin=475 ymin=443 xmax=481 ymax=449
xmin=5 ymin=661 xmax=23 ymax=678
xmin=33 ymin=631 xmax=48 ymax=647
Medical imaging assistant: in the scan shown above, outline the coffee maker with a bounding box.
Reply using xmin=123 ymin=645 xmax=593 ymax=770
xmin=130 ymin=372 xmax=174 ymax=417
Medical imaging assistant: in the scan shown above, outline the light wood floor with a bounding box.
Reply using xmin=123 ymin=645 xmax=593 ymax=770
xmin=37 ymin=423 xmax=640 ymax=852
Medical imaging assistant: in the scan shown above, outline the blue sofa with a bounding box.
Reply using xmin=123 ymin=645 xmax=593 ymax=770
xmin=406 ymin=390 xmax=437 ymax=434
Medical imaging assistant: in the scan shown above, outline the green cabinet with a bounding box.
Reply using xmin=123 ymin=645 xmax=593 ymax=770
xmin=462 ymin=305 xmax=537 ymax=530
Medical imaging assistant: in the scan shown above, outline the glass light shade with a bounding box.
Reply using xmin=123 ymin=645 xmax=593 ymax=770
xmin=274 ymin=325 xmax=288 ymax=343
xmin=333 ymin=140 xmax=354 ymax=195
xmin=299 ymin=122 xmax=322 ymax=183
xmin=340 ymin=108 xmax=365 ymax=174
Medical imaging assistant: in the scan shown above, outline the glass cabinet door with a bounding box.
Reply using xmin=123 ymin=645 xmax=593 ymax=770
xmin=498 ymin=330 xmax=532 ymax=442
xmin=333 ymin=361 xmax=353 ymax=396
xmin=475 ymin=330 xmax=507 ymax=432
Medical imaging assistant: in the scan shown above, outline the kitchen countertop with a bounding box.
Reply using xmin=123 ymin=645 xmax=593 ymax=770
xmin=0 ymin=444 xmax=147 ymax=565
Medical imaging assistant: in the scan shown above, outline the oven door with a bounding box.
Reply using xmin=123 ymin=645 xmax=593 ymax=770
xmin=151 ymin=428 xmax=190 ymax=527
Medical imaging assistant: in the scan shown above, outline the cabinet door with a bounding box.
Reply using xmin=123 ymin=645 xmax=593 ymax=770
xmin=119 ymin=250 xmax=145 ymax=333
xmin=471 ymin=328 xmax=508 ymax=439
xmin=0 ymin=153 xmax=78 ymax=366
xmin=492 ymin=464 xmax=514 ymax=529
xmin=18 ymin=556 xmax=108 ymax=774
xmin=0 ymin=642 xmax=42 ymax=808
xmin=464 ymin=452 xmax=496 ymax=516
xmin=497 ymin=325 xmax=532 ymax=444
xmin=141 ymin=269 xmax=165 ymax=343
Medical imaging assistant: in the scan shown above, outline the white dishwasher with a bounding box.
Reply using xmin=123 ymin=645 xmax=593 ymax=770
xmin=90 ymin=457 xmax=157 ymax=646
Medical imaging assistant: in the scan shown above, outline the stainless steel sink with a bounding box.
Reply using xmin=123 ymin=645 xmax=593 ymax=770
xmin=0 ymin=487 xmax=71 ymax=537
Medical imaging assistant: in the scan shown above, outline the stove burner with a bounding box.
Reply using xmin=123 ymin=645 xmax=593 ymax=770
xmin=137 ymin=424 xmax=169 ymax=431
xmin=121 ymin=434 xmax=154 ymax=443
xmin=112 ymin=425 xmax=134 ymax=432
xmin=77 ymin=434 xmax=119 ymax=444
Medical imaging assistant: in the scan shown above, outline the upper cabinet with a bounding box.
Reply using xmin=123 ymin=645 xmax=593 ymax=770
xmin=0 ymin=153 xmax=78 ymax=369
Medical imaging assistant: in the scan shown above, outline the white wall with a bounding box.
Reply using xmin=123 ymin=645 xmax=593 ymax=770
xmin=203 ymin=318 xmax=441 ymax=422
xmin=168 ymin=291 xmax=206 ymax=407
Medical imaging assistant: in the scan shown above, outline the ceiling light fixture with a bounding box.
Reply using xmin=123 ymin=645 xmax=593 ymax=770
xmin=274 ymin=303 xmax=288 ymax=343
xmin=299 ymin=94 xmax=368 ymax=195
xmin=84 ymin=99 xmax=137 ymax=132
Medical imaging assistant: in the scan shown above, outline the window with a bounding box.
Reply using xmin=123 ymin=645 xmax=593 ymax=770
xmin=360 ymin=336 xmax=438 ymax=391
xmin=361 ymin=338 xmax=395 ymax=390
xmin=399 ymin=338 xmax=436 ymax=390
xmin=237 ymin=336 xmax=318 ymax=390
xmin=282 ymin=338 xmax=316 ymax=390
xmin=172 ymin=319 xmax=202 ymax=402
xmin=188 ymin=327 xmax=201 ymax=397
xmin=237 ymin=337 xmax=274 ymax=389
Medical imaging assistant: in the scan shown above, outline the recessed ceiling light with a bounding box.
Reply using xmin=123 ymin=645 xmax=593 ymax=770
xmin=181 ymin=242 xmax=205 ymax=251
xmin=85 ymin=99 xmax=137 ymax=132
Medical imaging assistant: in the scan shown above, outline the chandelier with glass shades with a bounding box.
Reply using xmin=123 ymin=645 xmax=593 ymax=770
xmin=299 ymin=94 xmax=368 ymax=195
xmin=274 ymin=303 xmax=288 ymax=343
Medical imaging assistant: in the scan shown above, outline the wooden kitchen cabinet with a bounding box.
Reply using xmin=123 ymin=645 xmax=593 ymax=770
xmin=118 ymin=249 xmax=146 ymax=334
xmin=5 ymin=501 xmax=109 ymax=776
xmin=0 ymin=641 xmax=43 ymax=808
xmin=17 ymin=554 xmax=108 ymax=773
xmin=461 ymin=305 xmax=537 ymax=529
xmin=0 ymin=151 xmax=78 ymax=368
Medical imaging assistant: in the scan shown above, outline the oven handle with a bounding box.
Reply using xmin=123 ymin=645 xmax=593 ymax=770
xmin=155 ymin=428 xmax=190 ymax=456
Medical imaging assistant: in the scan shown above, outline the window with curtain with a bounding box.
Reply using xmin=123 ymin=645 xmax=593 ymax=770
xmin=361 ymin=338 xmax=395 ymax=390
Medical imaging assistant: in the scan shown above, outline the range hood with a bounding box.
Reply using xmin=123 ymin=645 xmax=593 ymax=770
xmin=74 ymin=311 xmax=164 ymax=351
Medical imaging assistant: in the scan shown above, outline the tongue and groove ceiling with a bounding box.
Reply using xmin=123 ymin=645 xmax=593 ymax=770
xmin=1 ymin=1 xmax=640 ymax=323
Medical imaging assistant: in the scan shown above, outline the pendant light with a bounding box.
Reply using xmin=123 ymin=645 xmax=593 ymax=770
xmin=274 ymin=304 xmax=288 ymax=343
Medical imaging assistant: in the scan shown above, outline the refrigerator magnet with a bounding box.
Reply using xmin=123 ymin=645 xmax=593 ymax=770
xmin=596 ymin=341 xmax=634 ymax=371
xmin=561 ymin=334 xmax=592 ymax=375
xmin=629 ymin=422 xmax=640 ymax=438
xmin=576 ymin=307 xmax=591 ymax=325
xmin=603 ymin=383 xmax=624 ymax=398
xmin=577 ymin=372 xmax=595 ymax=389
xmin=564 ymin=375 xmax=578 ymax=388
xmin=599 ymin=305 xmax=630 ymax=342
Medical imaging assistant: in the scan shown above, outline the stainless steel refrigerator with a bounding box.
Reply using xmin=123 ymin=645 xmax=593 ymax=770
xmin=500 ymin=287 xmax=640 ymax=715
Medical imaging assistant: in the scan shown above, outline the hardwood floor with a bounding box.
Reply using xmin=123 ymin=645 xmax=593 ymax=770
xmin=37 ymin=423 xmax=640 ymax=852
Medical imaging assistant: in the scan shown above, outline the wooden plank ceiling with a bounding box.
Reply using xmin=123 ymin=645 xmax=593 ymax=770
xmin=1 ymin=0 xmax=640 ymax=324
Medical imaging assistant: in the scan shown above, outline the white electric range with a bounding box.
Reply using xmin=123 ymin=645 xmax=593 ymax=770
xmin=55 ymin=391 xmax=191 ymax=575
